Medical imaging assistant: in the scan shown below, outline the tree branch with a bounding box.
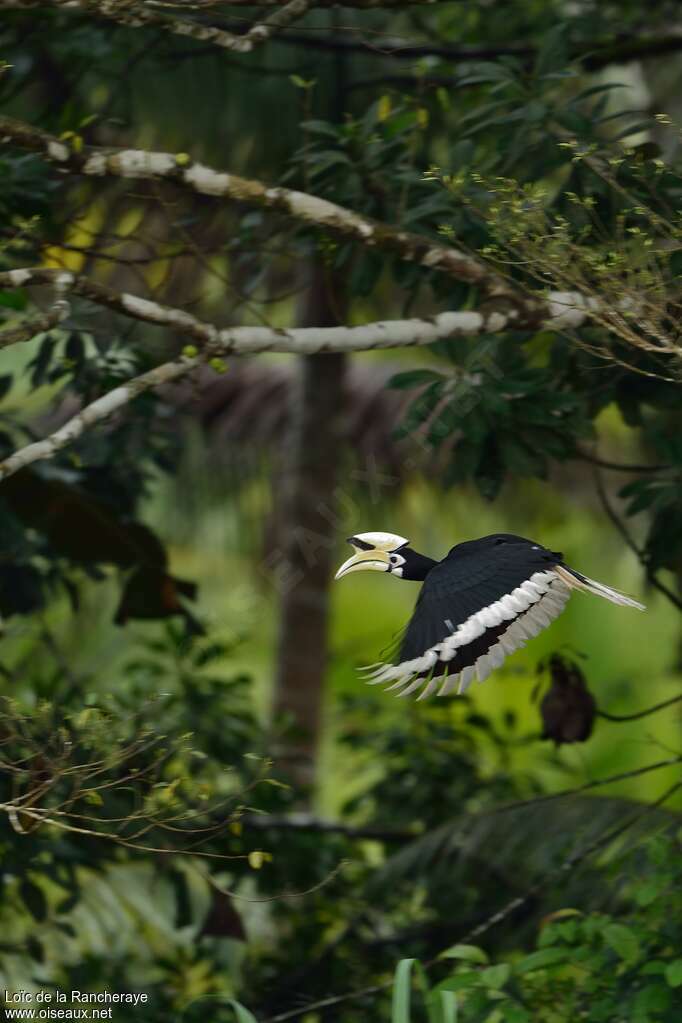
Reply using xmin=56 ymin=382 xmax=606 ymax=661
xmin=2 ymin=0 xmax=313 ymax=54
xmin=0 ymin=353 xmax=200 ymax=481
xmin=240 ymin=756 xmax=682 ymax=839
xmin=0 ymin=115 xmax=504 ymax=294
xmin=240 ymin=812 xmax=416 ymax=841
xmin=0 ymin=266 xmax=547 ymax=353
xmin=575 ymin=448 xmax=669 ymax=474
xmin=593 ymin=467 xmax=682 ymax=613
xmin=174 ymin=0 xmax=442 ymax=6
xmin=0 ymin=267 xmax=604 ymax=477
xmin=238 ymin=1 xmax=312 ymax=52
xmin=454 ymin=779 xmax=682 ymax=947
xmin=597 ymin=693 xmax=682 ymax=722
xmin=2 ymin=0 xmax=442 ymax=9
xmin=9 ymin=3 xmax=682 ymax=71
xmin=0 ymin=265 xmax=624 ymax=478
xmin=255 ymin=28 xmax=682 ymax=72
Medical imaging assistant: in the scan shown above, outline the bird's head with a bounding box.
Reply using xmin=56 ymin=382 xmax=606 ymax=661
xmin=334 ymin=532 xmax=436 ymax=582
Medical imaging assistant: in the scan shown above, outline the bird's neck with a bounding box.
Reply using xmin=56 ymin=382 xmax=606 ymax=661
xmin=403 ymin=551 xmax=438 ymax=581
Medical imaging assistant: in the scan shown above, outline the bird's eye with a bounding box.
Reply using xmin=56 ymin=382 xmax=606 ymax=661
xmin=389 ymin=555 xmax=399 ymax=564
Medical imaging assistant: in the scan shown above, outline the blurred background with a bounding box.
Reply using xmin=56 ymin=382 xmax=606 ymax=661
xmin=0 ymin=2 xmax=681 ymax=1020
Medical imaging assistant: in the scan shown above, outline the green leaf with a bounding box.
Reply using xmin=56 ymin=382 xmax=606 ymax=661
xmin=301 ymin=119 xmax=339 ymax=138
xmin=20 ymin=878 xmax=47 ymax=922
xmin=395 ymin=380 xmax=444 ymax=437
xmin=439 ymin=971 xmax=482 ymax=993
xmin=514 ymin=948 xmax=570 ymax=975
xmin=65 ymin=331 xmax=85 ymax=366
xmin=429 ymin=989 xmax=458 ymax=1023
xmin=440 ymin=944 xmax=489 ymax=965
xmin=480 ymin=964 xmax=511 ymax=990
xmin=28 ymin=334 xmax=56 ymax=387
xmin=534 ymin=24 xmax=568 ymax=77
xmin=603 ymin=923 xmax=639 ymax=964
xmin=0 ymin=289 xmax=27 ymax=310
xmin=641 ymin=960 xmax=667 ymax=976
xmin=665 ymin=960 xmax=682 ymax=988
xmin=392 ymin=958 xmax=416 ymax=1023
xmin=26 ymin=936 xmax=44 ymax=963
xmin=389 ymin=369 xmax=444 ymax=390
xmin=226 ymin=1000 xmax=259 ymax=1023
xmin=633 ymin=983 xmax=672 ymax=1015
xmin=501 ymin=1004 xmax=531 ymax=1023
xmin=634 ymin=879 xmax=663 ymax=907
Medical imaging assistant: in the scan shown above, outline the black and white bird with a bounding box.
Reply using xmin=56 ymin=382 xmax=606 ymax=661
xmin=334 ymin=531 xmax=645 ymax=699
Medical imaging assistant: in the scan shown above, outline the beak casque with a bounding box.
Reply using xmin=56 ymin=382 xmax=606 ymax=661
xmin=334 ymin=547 xmax=391 ymax=580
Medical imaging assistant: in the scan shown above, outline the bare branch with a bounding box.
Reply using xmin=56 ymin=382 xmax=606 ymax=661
xmin=454 ymin=780 xmax=682 ymax=946
xmin=241 ymin=755 xmax=682 ymax=837
xmin=0 ymin=268 xmax=602 ymax=477
xmin=593 ymin=467 xmax=682 ymax=613
xmin=0 ymin=353 xmax=200 ymax=481
xmin=575 ymin=448 xmax=669 ymax=474
xmin=1 ymin=0 xmax=312 ymax=54
xmin=238 ymin=1 xmax=312 ymax=52
xmin=171 ymin=0 xmax=441 ymax=6
xmin=2 ymin=0 xmax=441 ymax=9
xmin=241 ymin=28 xmax=682 ymax=72
xmin=0 ymin=268 xmax=586 ymax=358
xmin=0 ymin=115 xmax=505 ymax=294
xmin=597 ymin=693 xmax=682 ymax=722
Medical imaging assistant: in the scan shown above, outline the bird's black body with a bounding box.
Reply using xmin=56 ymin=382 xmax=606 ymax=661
xmin=399 ymin=534 xmax=561 ymax=668
xmin=336 ymin=529 xmax=644 ymax=699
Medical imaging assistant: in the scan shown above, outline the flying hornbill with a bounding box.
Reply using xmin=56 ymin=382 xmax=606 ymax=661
xmin=335 ymin=532 xmax=644 ymax=699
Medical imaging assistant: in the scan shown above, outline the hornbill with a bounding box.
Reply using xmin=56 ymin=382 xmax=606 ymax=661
xmin=335 ymin=532 xmax=644 ymax=699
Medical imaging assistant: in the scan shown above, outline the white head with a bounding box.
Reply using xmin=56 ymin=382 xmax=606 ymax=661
xmin=334 ymin=532 xmax=410 ymax=579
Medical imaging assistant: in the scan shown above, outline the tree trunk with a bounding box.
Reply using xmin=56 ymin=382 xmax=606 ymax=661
xmin=270 ymin=266 xmax=346 ymax=798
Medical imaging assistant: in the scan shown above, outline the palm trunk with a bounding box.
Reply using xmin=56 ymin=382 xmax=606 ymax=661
xmin=271 ymin=267 xmax=346 ymax=797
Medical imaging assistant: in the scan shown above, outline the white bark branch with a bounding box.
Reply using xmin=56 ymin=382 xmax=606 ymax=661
xmin=236 ymin=1 xmax=312 ymax=53
xmin=0 ymin=356 xmax=199 ymax=481
xmin=0 ymin=268 xmax=597 ymax=480
xmin=1 ymin=0 xmax=439 ymax=9
xmin=158 ymin=0 xmax=440 ymax=6
xmin=0 ymin=116 xmax=503 ymax=294
xmin=0 ymin=268 xmax=597 ymax=352
xmin=0 ymin=268 xmax=512 ymax=355
xmin=1 ymin=0 xmax=312 ymax=54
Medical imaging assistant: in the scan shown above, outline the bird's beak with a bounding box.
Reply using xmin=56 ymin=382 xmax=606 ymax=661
xmin=334 ymin=548 xmax=390 ymax=580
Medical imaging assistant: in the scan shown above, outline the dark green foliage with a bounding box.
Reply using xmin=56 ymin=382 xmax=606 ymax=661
xmin=390 ymin=339 xmax=592 ymax=500
xmin=401 ymin=832 xmax=682 ymax=1022
xmin=0 ymin=2 xmax=681 ymax=1019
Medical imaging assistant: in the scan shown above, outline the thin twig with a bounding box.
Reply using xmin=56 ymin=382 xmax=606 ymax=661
xmin=0 ymin=0 xmax=310 ymax=54
xmin=0 ymin=272 xmax=71 ymax=348
xmin=457 ymin=779 xmax=682 ymax=946
xmin=575 ymin=448 xmax=668 ymax=474
xmin=241 ymin=756 xmax=682 ymax=840
xmin=597 ymin=693 xmax=682 ymax=722
xmin=593 ymin=467 xmax=682 ymax=612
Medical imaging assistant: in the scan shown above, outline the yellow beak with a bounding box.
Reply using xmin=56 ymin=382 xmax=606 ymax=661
xmin=334 ymin=548 xmax=390 ymax=580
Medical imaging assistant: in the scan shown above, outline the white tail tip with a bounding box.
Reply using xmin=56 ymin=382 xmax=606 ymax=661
xmin=555 ymin=565 xmax=646 ymax=610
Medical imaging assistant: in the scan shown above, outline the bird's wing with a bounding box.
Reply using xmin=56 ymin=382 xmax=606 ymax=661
xmin=362 ymin=537 xmax=571 ymax=699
